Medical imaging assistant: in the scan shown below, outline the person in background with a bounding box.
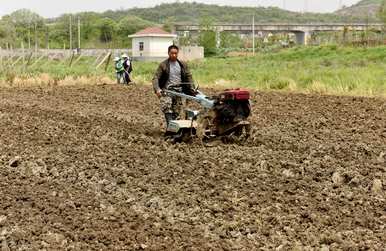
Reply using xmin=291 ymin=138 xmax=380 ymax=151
xmin=121 ymin=54 xmax=133 ymax=85
xmin=114 ymin=56 xmax=124 ymax=84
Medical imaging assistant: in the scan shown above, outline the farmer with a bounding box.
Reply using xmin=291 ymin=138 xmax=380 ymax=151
xmin=121 ymin=54 xmax=133 ymax=85
xmin=114 ymin=56 xmax=124 ymax=84
xmin=152 ymin=44 xmax=196 ymax=128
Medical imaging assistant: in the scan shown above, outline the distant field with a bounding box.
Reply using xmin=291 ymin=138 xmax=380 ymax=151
xmin=191 ymin=45 xmax=386 ymax=97
xmin=1 ymin=45 xmax=385 ymax=97
xmin=120 ymin=45 xmax=386 ymax=97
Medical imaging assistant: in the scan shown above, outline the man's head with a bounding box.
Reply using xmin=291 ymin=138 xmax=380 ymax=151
xmin=168 ymin=45 xmax=179 ymax=62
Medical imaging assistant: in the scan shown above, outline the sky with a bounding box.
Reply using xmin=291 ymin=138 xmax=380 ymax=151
xmin=0 ymin=0 xmax=362 ymax=18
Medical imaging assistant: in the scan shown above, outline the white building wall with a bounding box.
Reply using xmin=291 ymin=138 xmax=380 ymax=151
xmin=149 ymin=37 xmax=175 ymax=58
xmin=179 ymin=46 xmax=204 ymax=61
xmin=132 ymin=37 xmax=152 ymax=58
xmin=131 ymin=36 xmax=175 ymax=61
xmin=132 ymin=38 xmax=139 ymax=57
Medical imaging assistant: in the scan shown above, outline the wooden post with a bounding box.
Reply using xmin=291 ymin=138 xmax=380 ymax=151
xmin=30 ymin=54 xmax=46 ymax=68
xmin=24 ymin=52 xmax=33 ymax=69
xmin=0 ymin=48 xmax=3 ymax=72
xmin=94 ymin=52 xmax=103 ymax=65
xmin=68 ymin=50 xmax=75 ymax=67
xmin=34 ymin=22 xmax=38 ymax=54
xmin=96 ymin=52 xmax=111 ymax=69
xmin=28 ymin=25 xmax=31 ymax=49
xmin=71 ymin=53 xmax=83 ymax=68
xmin=104 ymin=52 xmax=112 ymax=72
xmin=21 ymin=42 xmax=25 ymax=65
xmin=11 ymin=56 xmax=23 ymax=67
xmin=39 ymin=53 xmax=56 ymax=68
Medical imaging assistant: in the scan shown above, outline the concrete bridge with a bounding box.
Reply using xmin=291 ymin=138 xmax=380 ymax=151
xmin=175 ymin=23 xmax=384 ymax=45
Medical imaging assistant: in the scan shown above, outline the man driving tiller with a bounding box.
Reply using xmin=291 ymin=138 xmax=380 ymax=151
xmin=152 ymin=45 xmax=196 ymax=132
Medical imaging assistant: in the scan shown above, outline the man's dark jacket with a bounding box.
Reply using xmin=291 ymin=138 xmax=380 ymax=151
xmin=152 ymin=59 xmax=194 ymax=95
xmin=123 ymin=59 xmax=133 ymax=73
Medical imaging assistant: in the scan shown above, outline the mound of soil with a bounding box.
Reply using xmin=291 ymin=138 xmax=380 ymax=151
xmin=0 ymin=84 xmax=385 ymax=250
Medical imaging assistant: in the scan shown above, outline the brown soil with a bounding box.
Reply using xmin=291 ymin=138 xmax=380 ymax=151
xmin=0 ymin=84 xmax=385 ymax=250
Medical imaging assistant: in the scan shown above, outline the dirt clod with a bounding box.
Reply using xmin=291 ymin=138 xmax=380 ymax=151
xmin=8 ymin=156 xmax=21 ymax=167
xmin=332 ymin=172 xmax=344 ymax=187
xmin=371 ymin=179 xmax=383 ymax=193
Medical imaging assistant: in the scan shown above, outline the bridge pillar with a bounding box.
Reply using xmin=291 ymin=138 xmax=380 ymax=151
xmin=294 ymin=31 xmax=312 ymax=45
xmin=216 ymin=30 xmax=221 ymax=48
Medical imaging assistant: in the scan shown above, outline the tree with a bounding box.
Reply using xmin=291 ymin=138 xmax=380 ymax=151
xmin=220 ymin=33 xmax=243 ymax=49
xmin=162 ymin=17 xmax=175 ymax=32
xmin=198 ymin=17 xmax=217 ymax=55
xmin=117 ymin=15 xmax=154 ymax=36
xmin=8 ymin=9 xmax=42 ymax=26
xmin=379 ymin=0 xmax=386 ymax=25
xmin=97 ymin=18 xmax=116 ymax=43
xmin=0 ymin=9 xmax=44 ymax=48
xmin=78 ymin=12 xmax=100 ymax=41
xmin=9 ymin=9 xmax=44 ymax=45
xmin=115 ymin=15 xmax=154 ymax=47
xmin=49 ymin=14 xmax=73 ymax=49
xmin=0 ymin=20 xmax=16 ymax=47
xmin=378 ymin=0 xmax=386 ymax=41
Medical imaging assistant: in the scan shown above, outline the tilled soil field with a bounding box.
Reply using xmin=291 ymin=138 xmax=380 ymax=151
xmin=0 ymin=84 xmax=385 ymax=250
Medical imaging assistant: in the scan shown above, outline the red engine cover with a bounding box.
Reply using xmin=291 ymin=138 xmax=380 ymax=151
xmin=220 ymin=88 xmax=250 ymax=101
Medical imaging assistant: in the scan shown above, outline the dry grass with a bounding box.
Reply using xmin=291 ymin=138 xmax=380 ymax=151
xmin=307 ymin=80 xmax=329 ymax=95
xmin=0 ymin=74 xmax=115 ymax=88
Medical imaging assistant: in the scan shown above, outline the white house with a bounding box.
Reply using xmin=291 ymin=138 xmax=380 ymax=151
xmin=128 ymin=27 xmax=177 ymax=62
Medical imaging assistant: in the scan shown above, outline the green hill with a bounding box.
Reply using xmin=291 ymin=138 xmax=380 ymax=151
xmin=356 ymin=0 xmax=383 ymax=5
xmin=108 ymin=2 xmax=365 ymax=24
xmin=336 ymin=0 xmax=383 ymax=19
xmin=0 ymin=2 xmax=383 ymax=50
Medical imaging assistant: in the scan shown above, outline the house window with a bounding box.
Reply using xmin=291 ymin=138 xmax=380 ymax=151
xmin=139 ymin=42 xmax=144 ymax=51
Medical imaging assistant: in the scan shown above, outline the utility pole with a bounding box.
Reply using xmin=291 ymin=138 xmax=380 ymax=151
xmin=28 ymin=24 xmax=31 ymax=50
xmin=69 ymin=15 xmax=72 ymax=51
xmin=46 ymin=26 xmax=49 ymax=49
xmin=283 ymin=0 xmax=286 ymax=10
xmin=252 ymin=15 xmax=255 ymax=56
xmin=21 ymin=41 xmax=25 ymax=64
xmin=34 ymin=22 xmax=38 ymax=54
xmin=77 ymin=16 xmax=81 ymax=52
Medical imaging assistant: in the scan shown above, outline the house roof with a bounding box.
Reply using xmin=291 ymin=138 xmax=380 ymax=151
xmin=128 ymin=27 xmax=177 ymax=38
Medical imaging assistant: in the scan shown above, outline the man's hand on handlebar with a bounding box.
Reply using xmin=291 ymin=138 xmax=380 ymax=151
xmin=156 ymin=90 xmax=162 ymax=98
